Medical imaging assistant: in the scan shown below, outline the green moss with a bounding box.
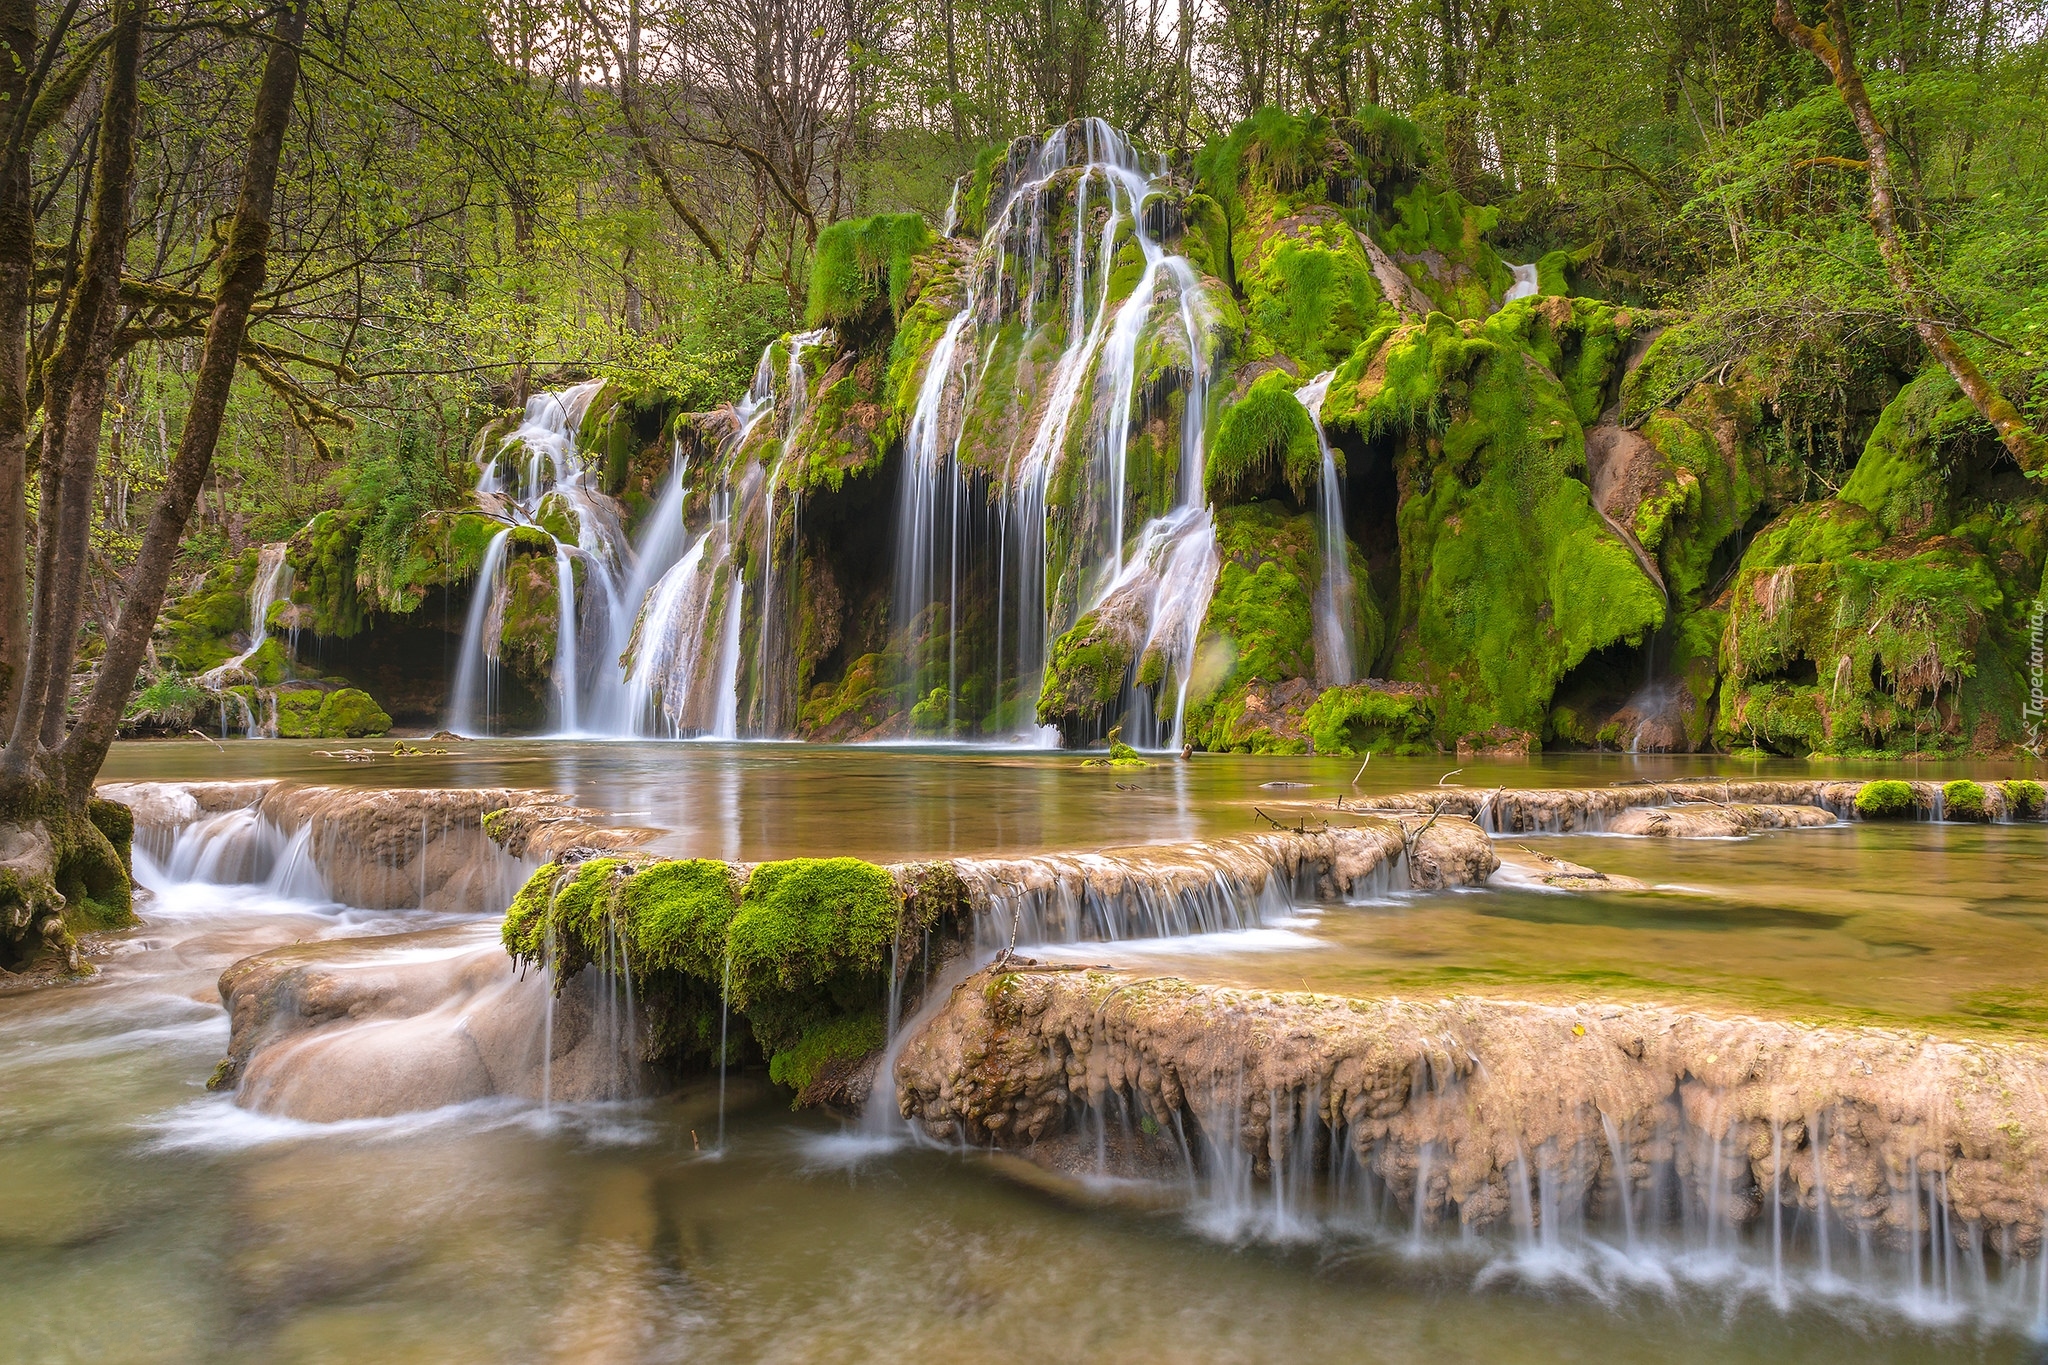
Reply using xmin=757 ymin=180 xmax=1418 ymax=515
xmin=1082 ymin=741 xmax=1148 ymax=768
xmin=1207 ymin=371 xmax=1324 ymax=502
xmin=320 ymin=689 xmax=391 ymax=737
xmin=1840 ymin=368 xmax=1979 ymax=537
xmin=1300 ymin=684 xmax=1434 ymax=755
xmin=503 ymin=853 xmax=912 ymax=1088
xmin=1037 ymin=609 xmax=1137 ymax=730
xmin=767 ymin=1012 xmax=886 ymax=1102
xmin=961 ymin=141 xmax=1010 ymax=238
xmin=1321 ymin=313 xmax=1664 ymax=745
xmin=1183 ymin=502 xmax=1329 ymax=751
xmin=270 ymin=685 xmax=391 ymax=738
xmin=807 ymin=213 xmax=933 ymax=333
xmin=157 ymin=548 xmax=259 ymax=672
xmin=1375 ymin=181 xmax=1511 ymax=319
xmin=1943 ymin=778 xmax=1989 ymax=821
xmin=2001 ymin=780 xmax=2046 ymax=818
xmin=1855 ymin=779 xmax=1917 ymax=819
xmin=286 ymin=510 xmax=368 ymax=638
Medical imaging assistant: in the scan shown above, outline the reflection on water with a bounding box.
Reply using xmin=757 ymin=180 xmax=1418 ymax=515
xmin=1038 ymin=820 xmax=2048 ymax=1038
xmin=95 ymin=736 xmax=2042 ymax=864
xmin=0 ymin=742 xmax=2039 ymax=1359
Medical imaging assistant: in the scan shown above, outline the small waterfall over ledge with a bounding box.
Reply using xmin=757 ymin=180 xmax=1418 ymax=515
xmin=195 ymin=542 xmax=294 ymax=738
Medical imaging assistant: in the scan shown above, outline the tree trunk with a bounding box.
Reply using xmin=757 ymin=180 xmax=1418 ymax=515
xmin=4 ymin=0 xmax=143 ymax=771
xmin=0 ymin=0 xmax=36 ymax=726
xmin=58 ymin=0 xmax=307 ymax=805
xmin=1774 ymin=0 xmax=2044 ymax=473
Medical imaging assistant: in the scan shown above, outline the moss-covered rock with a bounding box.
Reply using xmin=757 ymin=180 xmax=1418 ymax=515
xmin=156 ymin=548 xmax=261 ymax=673
xmin=1300 ymin=681 xmax=1435 ymax=756
xmin=1194 ymin=108 xmax=1399 ymax=368
xmin=1183 ymin=502 xmax=1323 ymax=752
xmin=1319 ymin=311 xmax=1665 ymax=748
xmin=272 ymin=685 xmax=392 ymax=739
xmin=1712 ymin=369 xmax=2040 ymax=759
xmin=1943 ymin=778 xmax=1989 ymax=821
xmin=1855 ymin=780 xmax=1918 ymax=819
xmin=502 ymin=852 xmax=951 ymax=1103
xmin=1207 ymin=370 xmax=1324 ymax=503
xmin=808 ymin=212 xmax=933 ymax=344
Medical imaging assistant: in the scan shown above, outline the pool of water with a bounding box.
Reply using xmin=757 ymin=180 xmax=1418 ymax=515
xmin=2 ymin=740 xmax=2041 ymax=1360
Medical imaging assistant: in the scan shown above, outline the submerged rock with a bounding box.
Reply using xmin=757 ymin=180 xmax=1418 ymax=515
xmin=1607 ymin=802 xmax=1836 ymax=837
xmin=896 ymin=965 xmax=2048 ymax=1256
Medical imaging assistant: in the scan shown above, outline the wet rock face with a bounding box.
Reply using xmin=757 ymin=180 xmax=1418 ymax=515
xmin=895 ymin=966 xmax=2048 ymax=1256
xmin=99 ymin=780 xmax=654 ymax=912
xmin=214 ymin=924 xmax=645 ymax=1120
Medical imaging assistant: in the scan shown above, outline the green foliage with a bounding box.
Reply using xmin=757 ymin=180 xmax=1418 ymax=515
xmin=1855 ymin=780 xmax=1917 ymax=819
xmin=807 ymin=213 xmax=933 ymax=332
xmin=124 ymin=673 xmax=208 ymax=729
xmin=2001 ymin=781 xmax=2046 ymax=819
xmin=767 ymin=1013 xmax=886 ymax=1101
xmin=1942 ymin=779 xmax=1988 ymax=821
xmin=1208 ymin=371 xmax=1325 ymax=502
xmin=348 ymin=421 xmax=466 ymax=608
xmin=1301 ymin=684 xmax=1435 ymax=755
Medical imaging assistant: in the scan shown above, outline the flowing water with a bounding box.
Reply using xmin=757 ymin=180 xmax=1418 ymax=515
xmin=1295 ymin=370 xmax=1359 ymax=686
xmin=3 ymin=741 xmax=2041 ymax=1359
xmin=892 ymin=119 xmax=1219 ymax=744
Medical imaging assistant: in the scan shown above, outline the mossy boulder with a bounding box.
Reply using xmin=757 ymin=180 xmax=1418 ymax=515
xmin=503 ymin=852 xmax=953 ymax=1104
xmin=1854 ymin=780 xmax=1918 ymax=819
xmin=1942 ymin=779 xmax=1989 ymax=821
xmin=1318 ymin=310 xmax=1665 ymax=748
xmin=1300 ymin=682 xmax=1435 ymax=756
xmin=272 ymin=686 xmax=392 ymax=739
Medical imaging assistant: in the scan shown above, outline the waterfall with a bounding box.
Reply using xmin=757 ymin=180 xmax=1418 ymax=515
xmin=198 ymin=540 xmax=294 ymax=695
xmin=446 ymin=332 xmax=825 ymax=738
xmin=1504 ymin=262 xmax=1539 ymax=303
xmin=889 ymin=119 xmax=1221 ymax=745
xmin=1295 ymin=371 xmax=1359 ymax=687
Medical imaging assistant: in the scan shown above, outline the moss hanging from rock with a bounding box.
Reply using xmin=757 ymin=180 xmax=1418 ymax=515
xmin=1207 ymin=370 xmax=1324 ymax=502
xmin=503 ymin=851 xmax=949 ymax=1103
xmin=808 ymin=213 xmax=933 ymax=342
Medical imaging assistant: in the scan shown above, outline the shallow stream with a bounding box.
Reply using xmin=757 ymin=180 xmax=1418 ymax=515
xmin=3 ymin=740 xmax=2044 ymax=1361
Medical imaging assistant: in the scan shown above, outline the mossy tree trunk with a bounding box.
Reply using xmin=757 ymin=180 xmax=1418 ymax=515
xmin=0 ymin=0 xmax=305 ymax=974
xmin=1774 ymin=0 xmax=2044 ymax=474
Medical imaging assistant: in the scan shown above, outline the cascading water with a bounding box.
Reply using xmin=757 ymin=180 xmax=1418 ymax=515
xmin=1294 ymin=371 xmax=1360 ymax=686
xmin=446 ymin=333 xmax=826 ymax=738
xmin=197 ymin=542 xmax=294 ymax=737
xmin=1504 ymin=262 xmax=1540 ymax=303
xmin=890 ymin=119 xmax=1221 ymax=746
